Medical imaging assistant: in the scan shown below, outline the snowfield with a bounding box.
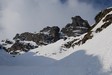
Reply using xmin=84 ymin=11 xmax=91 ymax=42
xmin=0 ymin=48 xmax=109 ymax=75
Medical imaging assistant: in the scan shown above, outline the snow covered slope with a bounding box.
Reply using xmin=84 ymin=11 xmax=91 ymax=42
xmin=29 ymin=7 xmax=112 ymax=72
xmin=0 ymin=7 xmax=112 ymax=75
xmin=0 ymin=48 xmax=107 ymax=75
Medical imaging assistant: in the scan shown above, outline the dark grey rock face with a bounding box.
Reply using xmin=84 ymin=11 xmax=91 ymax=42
xmin=1 ymin=39 xmax=38 ymax=54
xmin=13 ymin=26 xmax=60 ymax=45
xmin=8 ymin=40 xmax=37 ymax=54
xmin=49 ymin=26 xmax=60 ymax=42
xmin=61 ymin=16 xmax=90 ymax=37
xmin=40 ymin=26 xmax=60 ymax=42
xmin=95 ymin=8 xmax=112 ymax=23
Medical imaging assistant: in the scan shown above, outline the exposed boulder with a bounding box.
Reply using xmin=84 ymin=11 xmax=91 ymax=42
xmin=61 ymin=16 xmax=90 ymax=37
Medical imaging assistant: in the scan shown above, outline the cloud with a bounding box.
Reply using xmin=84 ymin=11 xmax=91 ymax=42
xmin=78 ymin=0 xmax=112 ymax=9
xmin=0 ymin=0 xmax=99 ymax=40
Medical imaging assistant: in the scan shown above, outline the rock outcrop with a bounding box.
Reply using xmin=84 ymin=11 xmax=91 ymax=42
xmin=61 ymin=16 xmax=90 ymax=37
xmin=7 ymin=40 xmax=37 ymax=54
xmin=40 ymin=26 xmax=60 ymax=42
xmin=91 ymin=8 xmax=112 ymax=30
xmin=13 ymin=26 xmax=60 ymax=45
xmin=1 ymin=39 xmax=38 ymax=54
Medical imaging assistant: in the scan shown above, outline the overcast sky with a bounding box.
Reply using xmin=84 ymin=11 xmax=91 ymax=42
xmin=0 ymin=0 xmax=112 ymax=40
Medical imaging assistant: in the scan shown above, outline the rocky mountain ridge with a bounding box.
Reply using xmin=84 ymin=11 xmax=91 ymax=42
xmin=1 ymin=7 xmax=112 ymax=55
xmin=63 ymin=7 xmax=112 ymax=48
xmin=0 ymin=16 xmax=91 ymax=54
